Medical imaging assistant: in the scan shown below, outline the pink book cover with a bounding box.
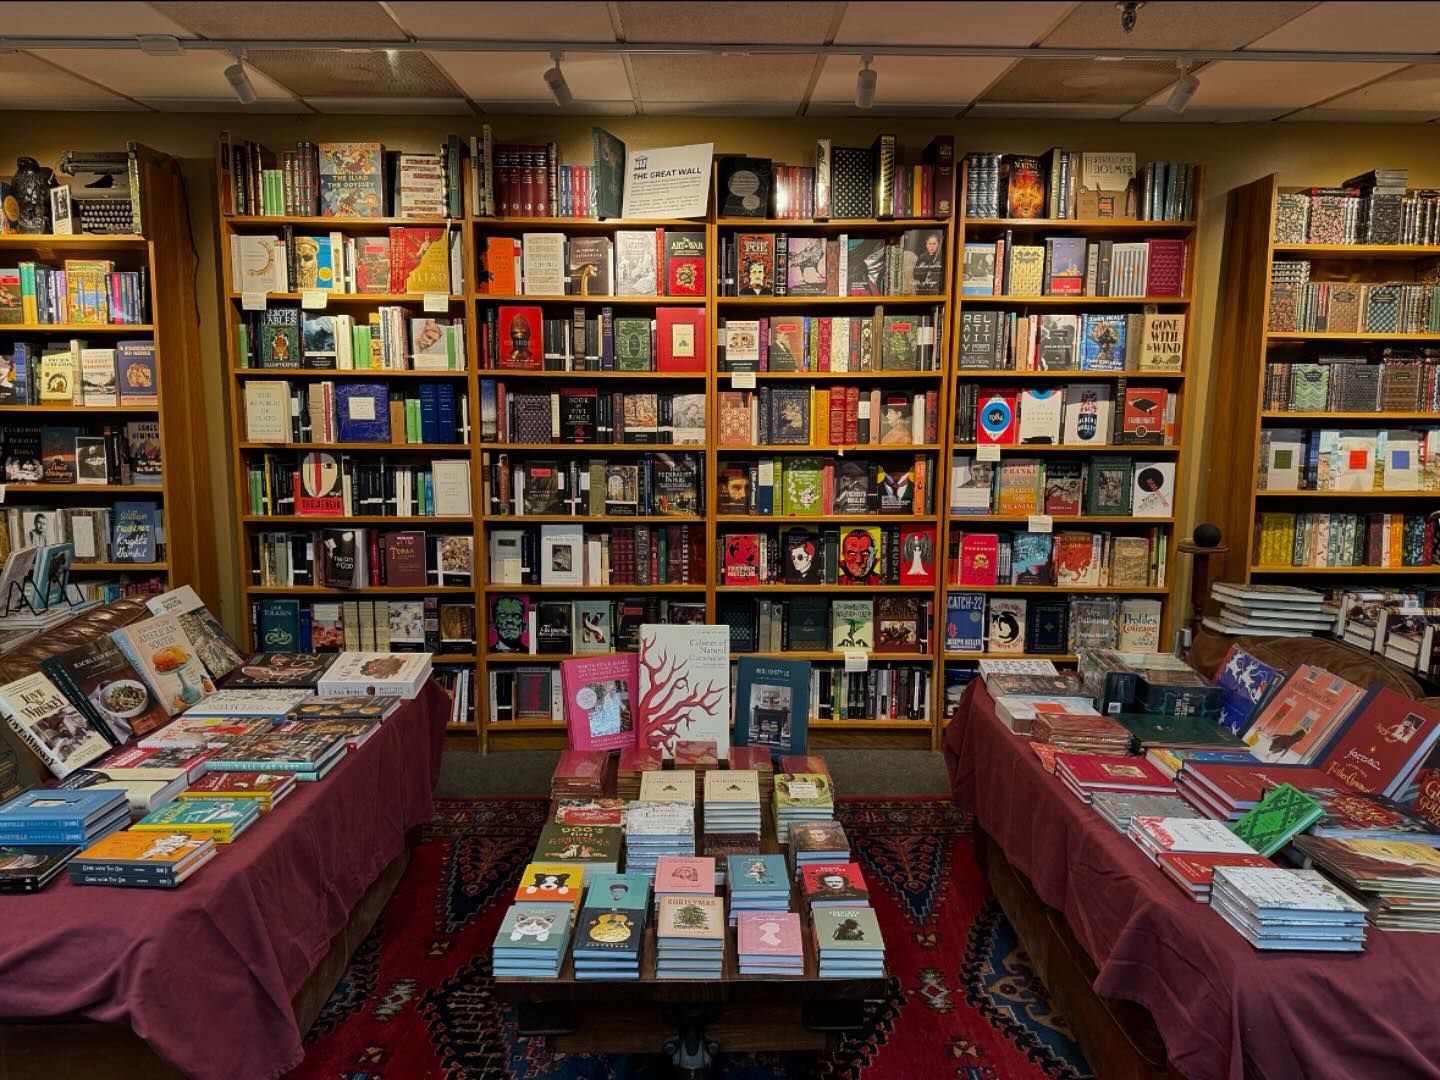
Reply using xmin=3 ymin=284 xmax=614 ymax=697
xmin=560 ymin=654 xmax=640 ymax=752
xmin=617 ymin=745 xmax=663 ymax=774
xmin=653 ymin=855 xmax=716 ymax=896
xmin=738 ymin=911 xmax=804 ymax=957
xmin=674 ymin=739 xmax=720 ymax=768
xmin=554 ymin=749 xmax=609 ymax=781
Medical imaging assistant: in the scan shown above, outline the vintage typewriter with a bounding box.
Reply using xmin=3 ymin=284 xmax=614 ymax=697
xmin=59 ymin=150 xmax=139 ymax=235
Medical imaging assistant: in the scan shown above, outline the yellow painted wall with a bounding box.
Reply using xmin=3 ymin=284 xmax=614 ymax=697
xmin=3 ymin=111 xmax=1438 ymax=637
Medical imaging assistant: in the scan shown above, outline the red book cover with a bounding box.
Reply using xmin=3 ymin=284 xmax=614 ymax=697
xmin=559 ymin=654 xmax=640 ymax=752
xmin=554 ymin=749 xmax=608 ymax=782
xmin=723 ymin=533 xmax=761 ymax=584
xmin=674 ymin=739 xmax=720 ymax=768
xmin=182 ymin=770 xmax=294 ymax=798
xmin=737 ymin=911 xmax=803 ymax=957
xmin=958 ymin=533 xmax=1000 ymax=585
xmin=496 ymin=305 xmax=543 ymax=369
xmin=1145 ymin=238 xmax=1186 ymax=297
xmin=656 ymin=307 xmax=706 ymax=372
xmin=735 ymin=234 xmax=774 ymax=296
xmin=1318 ymin=686 xmax=1440 ymax=795
xmin=976 ymin=389 xmax=1019 ymax=444
xmin=779 ymin=754 xmax=828 ymax=776
xmin=1183 ymin=762 xmax=1333 ymax=808
xmin=845 ymin=386 xmax=859 ymax=445
xmin=382 ymin=530 xmax=428 ymax=586
xmin=898 ymin=525 xmax=936 ymax=585
xmin=1157 ymin=851 xmax=1274 ymax=888
xmin=818 ymin=319 xmax=831 ymax=372
xmin=828 ymin=385 xmax=846 ymax=444
xmin=728 ymin=746 xmax=773 ymax=772
xmin=618 ymin=744 xmax=663 ymax=775
xmin=800 ymin=862 xmax=870 ymax=904
xmin=1121 ymin=386 xmax=1167 ymax=444
xmin=554 ymin=800 xmax=626 ymax=826
xmin=1055 ymin=753 xmax=1173 ymax=790
xmin=664 ymin=232 xmax=706 ymax=297
xmin=388 ymin=226 xmax=447 ymax=292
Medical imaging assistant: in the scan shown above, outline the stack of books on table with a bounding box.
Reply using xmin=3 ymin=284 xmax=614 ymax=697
xmin=288 ymin=695 xmax=404 ymax=724
xmin=774 ymin=773 xmax=835 ymax=844
xmin=553 ymin=798 xmax=626 ymax=827
xmin=1229 ymin=783 xmax=1325 ymax=857
xmin=137 ymin=715 xmax=272 ymax=751
xmin=703 ymin=770 xmax=762 ymax=835
xmin=704 ymin=830 xmax=762 ymax=887
xmin=1175 ymin=762 xmax=1332 ymax=822
xmin=1054 ymin=753 xmax=1174 ymax=805
xmin=492 ymin=904 xmax=574 ymax=977
xmin=514 ymin=861 xmax=586 ymax=914
xmin=737 ymin=911 xmax=804 ymax=976
xmin=1202 ymin=583 xmax=1330 ymax=638
xmin=788 ymin=820 xmax=851 ymax=879
xmin=173 ymin=688 xmax=313 ymax=723
xmin=1032 ymin=713 xmax=1132 ymax=756
xmin=1127 ymin=815 xmax=1259 ymax=864
xmin=639 ymin=769 xmax=696 ymax=806
xmin=552 ymin=750 xmax=609 ymax=798
xmin=176 ymin=771 xmax=297 ymax=813
xmin=0 ymin=842 xmax=81 ymax=893
xmin=572 ymin=872 xmax=650 ymax=980
xmin=315 ymin=651 xmax=432 ymax=699
xmin=274 ymin=715 xmax=380 ymax=753
xmin=727 ymin=853 xmax=791 ymax=922
xmin=1294 ymin=834 xmax=1440 ymax=932
xmin=812 ymin=906 xmax=885 ymax=978
xmin=994 ymin=695 xmax=1100 ymax=737
xmin=653 ymin=855 xmax=716 ymax=916
xmin=624 ymin=801 xmax=695 ymax=878
xmin=656 ymin=895 xmax=726 ymax=979
xmin=617 ymin=746 xmax=663 ymax=801
xmin=728 ymin=746 xmax=774 ymax=803
xmin=1209 ymin=866 xmax=1367 ymax=952
xmin=0 ymin=788 xmax=128 ymax=850
xmin=67 ymin=831 xmax=217 ymax=889
xmin=1144 ymin=747 xmax=1255 ymax=782
xmin=204 ymin=728 xmax=347 ymax=781
xmin=1158 ymin=851 xmax=1275 ymax=903
xmin=1306 ymin=789 xmax=1440 ymax=846
xmin=1091 ymin=792 xmax=1199 ymax=833
xmin=533 ymin=821 xmax=622 ymax=876
xmin=59 ymin=762 xmax=191 ymax=816
xmin=673 ymin=740 xmax=720 ymax=783
xmin=801 ymin=862 xmax=870 ymax=911
xmin=131 ymin=797 xmax=260 ymax=844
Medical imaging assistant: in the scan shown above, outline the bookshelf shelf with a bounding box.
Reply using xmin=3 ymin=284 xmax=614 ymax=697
xmin=945 ymin=651 xmax=1079 ymax=662
xmin=3 ymin=483 xmax=164 ymax=495
xmin=1270 ymin=242 xmax=1440 ymax=258
xmin=1266 ymin=331 xmax=1440 ymax=342
xmin=952 ymin=442 xmax=1180 ymax=454
xmin=0 ymin=404 xmax=158 ymax=414
xmin=716 ymin=371 xmax=941 ymax=381
xmin=1260 ymin=411 xmax=1440 ymax=421
xmin=717 ymin=443 xmax=942 ymax=453
xmin=953 ymin=369 xmax=1186 ymax=380
xmin=958 ymin=295 xmax=1190 ymax=307
xmin=489 ymin=514 xmax=705 ymax=524
xmin=716 ymin=217 xmax=945 ymax=230
xmin=714 ymin=584 xmax=934 ymax=594
xmin=481 ymin=216 xmax=698 ymax=229
xmin=964 ymin=218 xmax=1195 ymax=233
xmin=716 ymin=295 xmax=942 ymax=307
xmin=244 ymin=584 xmax=475 ymax=595
xmin=477 ymin=442 xmax=702 ymax=452
xmin=241 ymin=515 xmax=474 ymax=525
xmin=809 ymin=718 xmax=931 ymax=730
xmin=483 ymin=652 xmax=612 ymax=663
xmin=432 ymin=653 xmax=480 ymax=663
xmin=0 ymin=323 xmax=154 ymax=333
xmin=226 ymin=214 xmax=454 ymax=228
xmin=737 ymin=650 xmax=932 ymax=662
xmin=232 ymin=367 xmax=470 ymax=380
xmin=486 ymin=719 xmax=567 ymax=731
xmin=958 ymin=585 xmax=1170 ymax=594
xmin=482 ymin=583 xmax=703 ymax=594
xmin=237 ymin=441 xmax=471 ymax=452
xmin=1250 ymin=565 xmax=1440 ymax=575
xmin=477 ymin=369 xmax=707 ymax=380
xmin=952 ymin=514 xmax=1176 ymax=525
xmin=71 ymin=562 xmax=170 ymax=573
xmin=0 ymin=234 xmax=148 ymax=248
xmin=716 ymin=514 xmax=938 ymax=524
xmin=1255 ymin=489 xmax=1434 ymax=498
xmin=474 ymin=293 xmax=700 ymax=305
xmin=227 ymin=292 xmax=464 ymax=304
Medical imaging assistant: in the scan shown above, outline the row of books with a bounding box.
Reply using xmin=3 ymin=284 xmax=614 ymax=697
xmin=718 ymin=230 xmax=944 ymax=297
xmin=0 ymin=261 xmax=148 ymax=326
xmin=483 ymin=386 xmax=704 ymax=446
xmin=476 ymin=232 xmax=705 ymax=297
xmin=718 ymin=594 xmax=933 ymax=656
xmin=960 ymin=237 xmax=1186 ymax=298
xmin=433 ymin=663 xmax=477 ymax=726
xmin=953 ymin=383 xmax=1175 ymax=446
xmin=1 ymin=340 xmax=155 ymax=406
xmin=221 ymin=137 xmax=463 ymax=220
xmin=945 ymin=592 xmax=1162 ymax=653
xmin=237 ymin=309 xmax=465 ymax=371
xmin=1 ymin=422 xmax=160 ymax=486
xmin=717 ymin=454 xmax=932 ymax=517
xmin=249 ymin=528 xmax=472 ymax=589
xmin=74 ymin=575 xmax=166 ymax=604
xmin=4 ymin=502 xmax=162 ymax=566
xmin=1263 ymin=353 xmax=1440 ymax=413
xmin=949 ymin=527 xmax=1169 ymax=588
xmin=718 ymin=310 xmax=944 ymax=373
xmin=471 ymin=131 xmax=624 ymax=220
xmin=1269 ymin=271 xmax=1440 ymax=335
xmin=1273 ymin=172 xmax=1440 ymax=246
xmin=1336 ymin=590 xmax=1440 ymax=678
xmin=488 ymin=523 xmax=705 ymax=587
xmin=484 ymin=452 xmax=701 ymax=518
xmin=717 ymin=387 xmax=937 ymax=448
xmin=229 ymin=226 xmax=461 ymax=295
xmin=485 ymin=596 xmax=705 ymax=663
xmin=1254 ymin=511 xmax=1440 ymax=570
xmin=962 ymin=152 xmax=1197 ymax=222
xmin=481 ymin=305 xmax=704 ymax=372
xmin=950 ymin=454 xmax=1175 ymax=518
xmin=241 ymin=380 xmax=468 ymax=445
xmin=959 ymin=311 xmax=1184 ymax=372
xmin=243 ymin=453 xmax=471 ymax=518
xmin=1259 ymin=427 xmax=1440 ymax=491
xmin=255 ymin=594 xmax=474 ymax=654
xmin=718 ymin=524 xmax=935 ymax=587
xmin=1201 ymin=581 xmax=1330 ymax=639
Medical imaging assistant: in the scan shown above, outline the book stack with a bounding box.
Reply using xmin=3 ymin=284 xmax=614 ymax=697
xmin=175 ymin=771 xmax=296 ymax=813
xmin=0 ymin=789 xmax=129 ymax=850
xmin=0 ymin=842 xmax=79 ymax=893
xmin=204 ymin=729 xmax=348 ymax=782
xmin=1229 ymin=784 xmax=1325 ymax=857
xmin=1175 ymin=762 xmax=1334 ymax=822
xmin=514 ymin=862 xmax=586 ymax=917
xmin=67 ymin=832 xmax=217 ymax=889
xmin=655 ymin=895 xmax=726 ymax=979
xmin=801 ymin=862 xmax=870 ymax=912
xmin=639 ymin=769 xmax=697 ymax=806
xmin=492 ymin=905 xmax=574 ymax=977
xmin=59 ymin=763 xmax=192 ymax=817
xmin=131 ymin=797 xmax=261 ymax=844
xmin=533 ymin=822 xmax=623 ymax=876
xmin=726 ymin=854 xmax=791 ymax=921
xmin=1054 ymin=753 xmax=1174 ymax=805
xmin=994 ymin=694 xmax=1099 ymax=736
xmin=1090 ymin=792 xmax=1200 ymax=833
xmin=788 ymin=820 xmax=851 ymax=880
xmin=1127 ymin=816 xmax=1259 ymax=865
xmin=1203 ymin=583 xmax=1329 ymax=638
xmin=175 ymin=687 xmax=313 ymax=723
xmin=703 ymin=831 xmax=761 ymax=887
xmin=727 ymin=746 xmax=775 ymax=803
xmin=673 ymin=740 xmax=720 ymax=784
xmin=315 ymin=651 xmax=433 ymax=699
xmin=137 ymin=714 xmax=272 ymax=750
xmin=551 ymin=750 xmax=609 ymax=798
xmin=1307 ymin=789 xmax=1440 ymax=846
xmin=1157 ymin=851 xmax=1274 ymax=902
xmin=774 ymin=773 xmax=835 ymax=844
xmin=1294 ymin=834 xmax=1440 ymax=932
xmin=813 ymin=906 xmax=886 ymax=978
xmin=288 ymin=695 xmax=404 ymax=724
xmin=737 ymin=911 xmax=804 ymax=976
xmin=1031 ymin=712 xmax=1131 ymax=755
xmin=617 ymin=746 xmax=663 ymax=801
xmin=1209 ymin=866 xmax=1367 ymax=952
xmin=572 ymin=872 xmax=651 ymax=980
xmin=703 ymin=770 xmax=762 ymax=836
xmin=653 ymin=855 xmax=716 ymax=919
xmin=624 ymin=801 xmax=695 ymax=879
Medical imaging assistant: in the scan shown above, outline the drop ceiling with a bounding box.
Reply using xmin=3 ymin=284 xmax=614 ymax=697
xmin=3 ymin=0 xmax=1439 ymax=121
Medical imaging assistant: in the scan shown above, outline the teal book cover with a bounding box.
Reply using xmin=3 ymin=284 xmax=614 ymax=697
xmin=138 ymin=797 xmax=257 ymax=829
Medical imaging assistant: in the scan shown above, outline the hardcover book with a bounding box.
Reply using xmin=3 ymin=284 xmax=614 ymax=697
xmin=560 ymin=654 xmax=640 ymax=753
xmin=0 ymin=671 xmax=111 ymax=779
xmin=318 ymin=142 xmax=384 ymax=217
xmin=638 ymin=625 xmax=730 ymax=758
xmin=41 ymin=637 xmax=169 ymax=742
xmin=110 ymin=615 xmax=217 ymax=718
xmin=735 ymin=658 xmax=811 ymax=754
xmin=1229 ymin=784 xmax=1325 ymax=857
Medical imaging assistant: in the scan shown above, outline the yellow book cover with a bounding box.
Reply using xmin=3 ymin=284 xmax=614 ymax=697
xmin=814 ymin=389 xmax=829 ymax=443
xmin=75 ymin=830 xmax=213 ymax=867
xmin=39 ymin=350 xmax=74 ymax=402
xmin=515 ymin=861 xmax=585 ymax=909
xmin=130 ymin=821 xmax=237 ymax=842
xmin=1008 ymin=246 xmax=1045 ymax=297
xmin=402 ymin=235 xmax=451 ymax=293
xmin=64 ymin=259 xmax=113 ymax=325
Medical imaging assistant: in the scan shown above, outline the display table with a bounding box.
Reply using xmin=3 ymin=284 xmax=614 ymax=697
xmin=945 ymin=679 xmax=1440 ymax=1080
xmin=0 ymin=679 xmax=450 ymax=1080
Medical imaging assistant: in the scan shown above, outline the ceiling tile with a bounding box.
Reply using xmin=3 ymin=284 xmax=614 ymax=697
xmin=1041 ymin=1 xmax=1317 ymax=50
xmin=1136 ymin=59 xmax=1406 ymax=116
xmin=305 ymin=96 xmax=472 ymax=114
xmin=244 ymin=48 xmax=454 ymax=97
xmin=30 ymin=48 xmax=297 ymax=101
xmin=966 ymin=100 xmax=1132 ymax=119
xmin=428 ymin=51 xmax=632 ymax=103
xmin=1246 ymin=2 xmax=1440 ymax=51
xmin=811 ymin=54 xmax=1012 ymax=107
xmin=149 ymin=1 xmax=406 ymax=40
xmin=982 ymin=57 xmax=1179 ymax=104
xmin=805 ymin=102 xmax=966 ymax=117
xmin=1120 ymin=103 xmax=1302 ymax=122
xmin=641 ymin=101 xmax=797 ymax=117
xmin=616 ymin=2 xmax=843 ymax=44
xmin=833 ymin=2 xmax=1074 ymax=46
xmin=2 ymin=2 xmax=194 ymax=37
xmin=630 ymin=53 xmax=814 ymax=104
xmin=0 ymin=52 xmax=141 ymax=110
xmin=386 ymin=2 xmax=617 ymax=41
xmin=482 ymin=100 xmax=636 ymax=115
xmin=1284 ymin=65 xmax=1440 ymax=121
xmin=139 ymin=96 xmax=310 ymax=112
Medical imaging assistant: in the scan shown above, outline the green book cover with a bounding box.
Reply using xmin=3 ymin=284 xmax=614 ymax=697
xmin=1229 ymin=783 xmax=1324 ymax=857
xmin=533 ymin=822 xmax=623 ymax=866
xmin=584 ymin=872 xmax=651 ymax=913
xmin=591 ymin=128 xmax=626 ymax=220
xmin=781 ymin=456 xmax=823 ymax=516
xmin=614 ymin=317 xmax=653 ymax=371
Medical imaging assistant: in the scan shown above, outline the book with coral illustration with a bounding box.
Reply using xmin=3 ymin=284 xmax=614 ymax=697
xmin=637 ymin=625 xmax=730 ymax=759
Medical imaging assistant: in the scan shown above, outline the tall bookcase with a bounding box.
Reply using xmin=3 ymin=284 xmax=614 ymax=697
xmin=1207 ymin=172 xmax=1440 ymax=589
xmin=941 ymin=160 xmax=1202 ymax=688
xmin=0 ymin=146 xmax=216 ymax=614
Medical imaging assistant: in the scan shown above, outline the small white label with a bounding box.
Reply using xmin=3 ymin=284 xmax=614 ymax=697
xmin=732 ymin=371 xmax=757 ymax=389
xmin=788 ymin=780 xmax=820 ymax=800
xmin=976 ymin=443 xmax=1001 ymax=462
xmin=241 ymin=291 xmax=266 ymax=311
xmin=1028 ymin=514 xmax=1054 ymax=534
xmin=348 ymin=397 xmax=377 ymax=421
xmin=757 ymin=460 xmax=774 ymax=485
xmin=0 ymin=484 xmax=7 ymax=503
xmin=843 ymin=649 xmax=869 ymax=673
xmin=301 ymin=289 xmax=328 ymax=310
xmin=423 ymin=292 xmax=449 ymax=313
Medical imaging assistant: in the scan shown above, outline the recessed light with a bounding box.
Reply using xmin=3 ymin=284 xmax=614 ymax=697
xmin=1063 ymin=74 xmax=1110 ymax=89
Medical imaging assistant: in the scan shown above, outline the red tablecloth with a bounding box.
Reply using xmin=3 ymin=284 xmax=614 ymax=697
xmin=945 ymin=679 xmax=1440 ymax=1080
xmin=0 ymin=679 xmax=449 ymax=1080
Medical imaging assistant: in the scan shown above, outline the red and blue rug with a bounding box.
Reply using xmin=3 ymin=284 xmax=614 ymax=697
xmin=292 ymin=797 xmax=1092 ymax=1079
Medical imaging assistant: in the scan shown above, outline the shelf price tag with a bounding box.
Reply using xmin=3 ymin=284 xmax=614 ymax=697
xmin=240 ymin=291 xmax=266 ymax=311
xmin=976 ymin=443 xmax=1001 ymax=462
xmin=731 ymin=371 xmax=757 ymax=389
xmin=301 ymin=289 xmax=328 ymax=310
xmin=423 ymin=292 xmax=449 ymax=313
xmin=1027 ymin=514 xmax=1054 ymax=534
xmin=843 ymin=649 xmax=869 ymax=674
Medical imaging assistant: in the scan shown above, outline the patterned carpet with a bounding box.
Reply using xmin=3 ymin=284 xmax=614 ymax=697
xmin=291 ymin=797 xmax=1092 ymax=1079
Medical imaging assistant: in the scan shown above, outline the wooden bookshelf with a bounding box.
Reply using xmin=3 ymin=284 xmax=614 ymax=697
xmin=0 ymin=145 xmax=216 ymax=612
xmin=1206 ymin=172 xmax=1440 ymax=589
xmin=941 ymin=158 xmax=1203 ymax=683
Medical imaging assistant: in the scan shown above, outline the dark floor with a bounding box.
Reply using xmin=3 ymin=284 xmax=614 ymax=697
xmin=435 ymin=748 xmax=950 ymax=798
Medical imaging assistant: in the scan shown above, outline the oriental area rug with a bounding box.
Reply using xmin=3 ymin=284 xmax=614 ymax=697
xmin=291 ymin=797 xmax=1092 ymax=1079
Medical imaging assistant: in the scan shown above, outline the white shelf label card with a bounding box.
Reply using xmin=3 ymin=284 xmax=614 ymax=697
xmin=301 ymin=289 xmax=327 ymax=310
xmin=1028 ymin=514 xmax=1054 ymax=534
xmin=240 ymin=291 xmax=266 ymax=311
xmin=732 ymin=371 xmax=756 ymax=389
xmin=843 ymin=649 xmax=869 ymax=673
xmin=977 ymin=443 xmax=1001 ymax=462
xmin=423 ymin=292 xmax=449 ymax=313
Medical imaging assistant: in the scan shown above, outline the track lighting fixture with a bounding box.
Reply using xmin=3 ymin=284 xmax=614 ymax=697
xmin=224 ymin=52 xmax=257 ymax=105
xmin=544 ymin=50 xmax=572 ymax=108
xmin=855 ymin=54 xmax=877 ymax=110
xmin=1167 ymin=59 xmax=1200 ymax=114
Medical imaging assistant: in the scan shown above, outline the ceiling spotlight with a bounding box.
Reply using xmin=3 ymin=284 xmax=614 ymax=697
xmin=1167 ymin=59 xmax=1200 ymax=114
xmin=544 ymin=51 xmax=572 ymax=108
xmin=855 ymin=54 xmax=877 ymax=110
xmin=1116 ymin=1 xmax=1144 ymax=34
xmin=224 ymin=53 xmax=257 ymax=105
xmin=137 ymin=35 xmax=182 ymax=56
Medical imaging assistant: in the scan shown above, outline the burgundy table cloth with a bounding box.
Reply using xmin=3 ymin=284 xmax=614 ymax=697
xmin=0 ymin=678 xmax=449 ymax=1080
xmin=945 ymin=679 xmax=1440 ymax=1080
